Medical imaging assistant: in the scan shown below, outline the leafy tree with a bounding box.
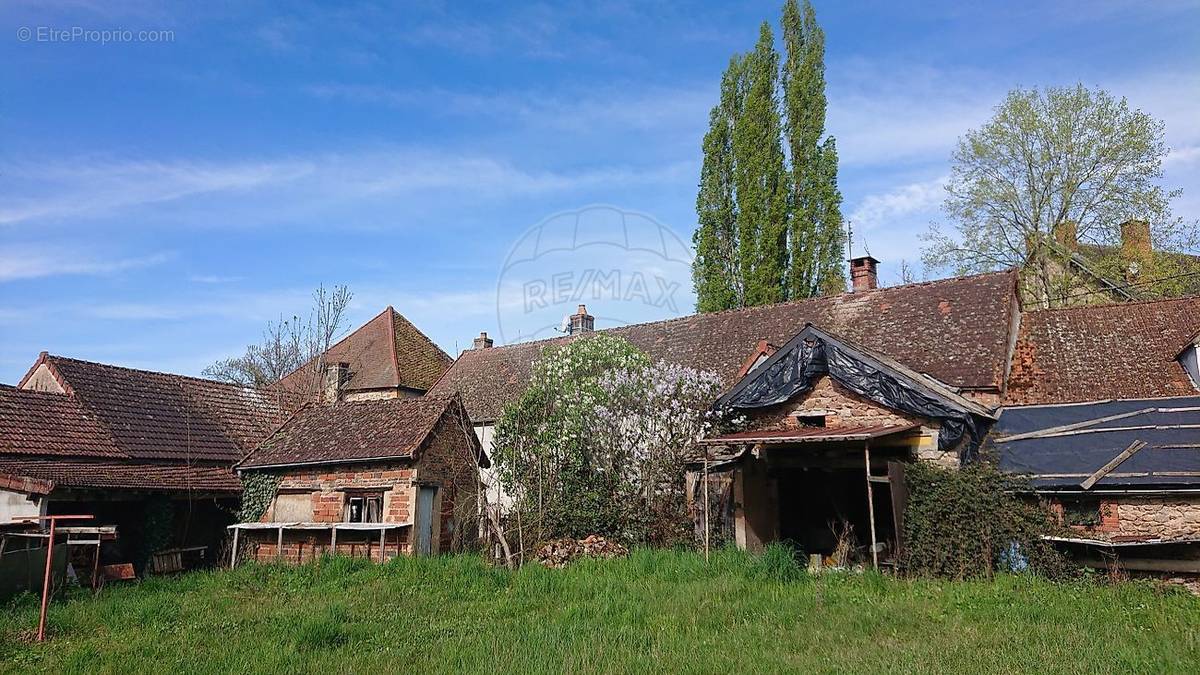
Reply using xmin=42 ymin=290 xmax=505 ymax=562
xmin=694 ymin=57 xmax=745 ymax=312
xmin=734 ymin=22 xmax=790 ymax=307
xmin=692 ymin=2 xmax=844 ymax=312
xmin=782 ymin=0 xmax=845 ymax=298
xmin=923 ymin=85 xmax=1195 ymax=308
xmin=490 ymin=335 xmax=723 ymax=549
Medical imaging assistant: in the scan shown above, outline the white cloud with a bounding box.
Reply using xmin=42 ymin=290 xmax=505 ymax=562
xmin=0 ymin=158 xmax=313 ymax=225
xmin=849 ymin=176 xmax=947 ymax=232
xmin=0 ymin=150 xmax=692 ymax=228
xmin=0 ymin=248 xmax=171 ymax=282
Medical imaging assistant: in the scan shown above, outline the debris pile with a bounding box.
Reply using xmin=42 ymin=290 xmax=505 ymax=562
xmin=533 ymin=535 xmax=628 ymax=568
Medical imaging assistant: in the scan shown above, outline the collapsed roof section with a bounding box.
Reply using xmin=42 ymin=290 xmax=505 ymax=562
xmin=715 ymin=324 xmax=997 ymax=460
xmin=991 ymin=396 xmax=1200 ymax=491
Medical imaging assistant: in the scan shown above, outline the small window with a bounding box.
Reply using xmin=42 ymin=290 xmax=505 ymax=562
xmin=1062 ymin=499 xmax=1101 ymax=527
xmin=793 ymin=411 xmax=827 ymax=428
xmin=345 ymin=493 xmax=383 ymax=523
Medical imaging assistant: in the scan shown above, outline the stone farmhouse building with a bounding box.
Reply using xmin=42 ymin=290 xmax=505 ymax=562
xmin=3 ymin=260 xmax=1200 ymax=573
xmin=429 ymin=257 xmax=1200 ymax=571
xmin=231 ymin=395 xmax=486 ymax=565
xmin=0 ymin=307 xmax=453 ymax=573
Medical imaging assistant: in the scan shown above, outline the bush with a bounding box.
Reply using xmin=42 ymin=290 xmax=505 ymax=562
xmin=901 ymin=462 xmax=1073 ymax=579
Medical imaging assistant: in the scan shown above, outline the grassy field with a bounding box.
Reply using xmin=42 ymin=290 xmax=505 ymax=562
xmin=1 ymin=548 xmax=1198 ymax=673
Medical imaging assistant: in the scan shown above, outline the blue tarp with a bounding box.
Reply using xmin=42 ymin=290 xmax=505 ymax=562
xmin=990 ymin=396 xmax=1200 ymax=490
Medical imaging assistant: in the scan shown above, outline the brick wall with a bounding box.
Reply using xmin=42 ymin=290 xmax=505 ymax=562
xmin=244 ymin=410 xmax=482 ymax=562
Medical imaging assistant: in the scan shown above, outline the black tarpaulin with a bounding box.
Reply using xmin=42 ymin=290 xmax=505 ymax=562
xmin=715 ymin=324 xmax=996 ymax=461
xmin=990 ymin=396 xmax=1200 ymax=490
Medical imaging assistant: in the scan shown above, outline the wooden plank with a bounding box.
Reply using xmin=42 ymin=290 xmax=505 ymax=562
xmin=1081 ymin=440 xmax=1148 ymax=490
xmin=864 ymin=443 xmax=878 ymax=570
xmin=997 ymin=408 xmax=1154 ymax=443
xmin=888 ymin=462 xmax=908 ymax=557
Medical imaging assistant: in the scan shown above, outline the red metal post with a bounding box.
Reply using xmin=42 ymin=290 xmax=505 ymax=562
xmin=37 ymin=517 xmax=56 ymax=642
xmin=11 ymin=515 xmax=93 ymax=642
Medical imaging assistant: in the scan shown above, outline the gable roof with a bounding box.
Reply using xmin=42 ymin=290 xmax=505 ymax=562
xmin=1005 ymin=295 xmax=1200 ymax=406
xmin=277 ymin=306 xmax=452 ymax=395
xmin=429 ymin=271 xmax=1020 ymax=422
xmin=0 ymin=457 xmax=242 ymax=493
xmin=18 ymin=354 xmax=286 ymax=462
xmin=239 ymin=395 xmax=485 ymax=470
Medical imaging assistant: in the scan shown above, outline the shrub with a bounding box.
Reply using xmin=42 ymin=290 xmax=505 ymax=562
xmin=901 ymin=462 xmax=1073 ymax=579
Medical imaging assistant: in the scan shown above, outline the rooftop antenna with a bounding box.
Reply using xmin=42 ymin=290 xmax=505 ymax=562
xmin=555 ymin=314 xmax=571 ymax=334
xmin=846 ymin=220 xmax=854 ymax=260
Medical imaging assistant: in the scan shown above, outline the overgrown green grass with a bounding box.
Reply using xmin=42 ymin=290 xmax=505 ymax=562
xmin=2 ymin=547 xmax=1197 ymax=673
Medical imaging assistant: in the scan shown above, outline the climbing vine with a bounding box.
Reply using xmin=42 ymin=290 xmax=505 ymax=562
xmin=900 ymin=462 xmax=1074 ymax=580
xmin=137 ymin=495 xmax=175 ymax=573
xmin=238 ymin=472 xmax=281 ymax=522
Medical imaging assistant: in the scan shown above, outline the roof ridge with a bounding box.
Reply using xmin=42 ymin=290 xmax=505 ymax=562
xmin=387 ymin=306 xmax=402 ymax=388
xmin=44 ymin=354 xmax=263 ymax=391
xmin=455 ymin=269 xmax=1020 ymax=356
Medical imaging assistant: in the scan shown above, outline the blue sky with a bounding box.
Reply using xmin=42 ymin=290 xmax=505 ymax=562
xmin=2 ymin=0 xmax=1198 ymax=384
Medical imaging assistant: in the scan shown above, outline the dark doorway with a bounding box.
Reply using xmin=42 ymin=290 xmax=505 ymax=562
xmin=775 ymin=467 xmax=895 ymax=560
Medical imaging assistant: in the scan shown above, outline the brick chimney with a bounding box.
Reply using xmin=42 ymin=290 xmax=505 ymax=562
xmin=850 ymin=256 xmax=879 ymax=292
xmin=473 ymin=331 xmax=494 ymax=350
xmin=1120 ymin=219 xmax=1153 ymax=281
xmin=323 ymin=362 xmax=350 ymax=403
xmin=568 ymin=304 xmax=594 ymax=335
xmin=1053 ymin=221 xmax=1079 ymax=251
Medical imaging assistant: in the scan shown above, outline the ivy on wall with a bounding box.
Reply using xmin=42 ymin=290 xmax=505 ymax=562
xmin=238 ymin=472 xmax=281 ymax=523
xmin=900 ymin=462 xmax=1073 ymax=580
xmin=137 ymin=495 xmax=175 ymax=573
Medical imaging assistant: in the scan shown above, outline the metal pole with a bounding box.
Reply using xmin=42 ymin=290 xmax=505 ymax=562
xmin=230 ymin=527 xmax=240 ymax=569
xmin=379 ymin=527 xmax=386 ymax=562
xmin=36 ymin=518 xmax=56 ymax=642
xmin=864 ymin=441 xmax=879 ymax=570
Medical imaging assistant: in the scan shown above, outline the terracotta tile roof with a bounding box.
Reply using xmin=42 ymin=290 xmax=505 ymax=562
xmin=0 ymin=385 xmax=125 ymax=458
xmin=429 ymin=271 xmax=1019 ymax=421
xmin=277 ymin=307 xmax=452 ymax=395
xmin=0 ymin=457 xmax=241 ymax=493
xmin=25 ymin=355 xmax=287 ymax=462
xmin=1005 ymin=295 xmax=1200 ymax=405
xmin=240 ymin=395 xmax=479 ymax=469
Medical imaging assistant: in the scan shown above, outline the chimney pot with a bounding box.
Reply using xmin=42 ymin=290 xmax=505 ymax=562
xmin=473 ymin=332 xmax=494 ymax=350
xmin=568 ymin=304 xmax=594 ymax=335
xmin=849 ymin=256 xmax=879 ymax=292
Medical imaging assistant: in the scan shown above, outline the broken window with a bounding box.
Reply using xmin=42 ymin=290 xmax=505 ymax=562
xmin=1062 ymin=498 xmax=1101 ymax=527
xmin=345 ymin=493 xmax=383 ymax=523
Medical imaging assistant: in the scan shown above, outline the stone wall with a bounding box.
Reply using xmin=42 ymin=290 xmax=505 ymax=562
xmin=1053 ymin=496 xmax=1200 ymax=542
xmin=747 ymin=375 xmax=921 ymax=432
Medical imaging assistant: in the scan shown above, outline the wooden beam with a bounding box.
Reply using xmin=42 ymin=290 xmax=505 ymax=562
xmin=997 ymin=408 xmax=1154 ymax=443
xmin=864 ymin=442 xmax=878 ymax=570
xmin=1081 ymin=440 xmax=1147 ymax=490
xmin=230 ymin=527 xmax=239 ymax=568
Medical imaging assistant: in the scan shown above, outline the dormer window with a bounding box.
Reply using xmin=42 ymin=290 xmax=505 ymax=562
xmin=1180 ymin=340 xmax=1200 ymax=391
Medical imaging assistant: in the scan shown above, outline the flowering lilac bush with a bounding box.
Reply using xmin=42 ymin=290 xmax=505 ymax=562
xmin=491 ymin=334 xmax=724 ymax=547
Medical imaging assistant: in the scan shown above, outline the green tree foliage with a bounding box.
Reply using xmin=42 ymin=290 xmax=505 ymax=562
xmin=782 ymin=0 xmax=845 ymax=298
xmin=735 ymin=23 xmax=791 ymax=307
xmin=693 ymin=2 xmax=845 ymax=312
xmin=923 ymin=84 xmax=1196 ymax=308
xmin=491 ymin=335 xmax=652 ymax=543
xmin=490 ymin=335 xmax=724 ymax=548
xmin=901 ymin=462 xmax=1073 ymax=580
xmin=693 ymin=57 xmax=744 ymax=312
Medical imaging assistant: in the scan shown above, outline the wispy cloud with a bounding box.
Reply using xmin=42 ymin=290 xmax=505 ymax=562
xmin=0 ymin=150 xmax=692 ymax=228
xmin=0 ymin=247 xmax=171 ymax=282
xmin=849 ymin=176 xmax=947 ymax=232
xmin=0 ymin=158 xmax=313 ymax=225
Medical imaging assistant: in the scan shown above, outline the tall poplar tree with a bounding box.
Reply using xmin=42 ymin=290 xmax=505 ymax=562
xmin=692 ymin=2 xmax=841 ymax=311
xmin=734 ymin=22 xmax=790 ymax=306
xmin=782 ymin=0 xmax=845 ymax=298
xmin=693 ymin=57 xmax=744 ymax=312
